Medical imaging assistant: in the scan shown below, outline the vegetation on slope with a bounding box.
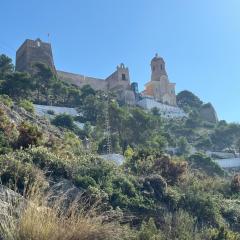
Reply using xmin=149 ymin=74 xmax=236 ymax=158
xmin=1 ymin=54 xmax=240 ymax=239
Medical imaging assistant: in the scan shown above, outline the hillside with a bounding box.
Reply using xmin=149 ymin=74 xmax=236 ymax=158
xmin=1 ymin=54 xmax=240 ymax=239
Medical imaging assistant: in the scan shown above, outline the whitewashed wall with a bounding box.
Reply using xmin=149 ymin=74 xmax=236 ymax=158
xmin=215 ymin=158 xmax=240 ymax=168
xmin=137 ymin=98 xmax=187 ymax=119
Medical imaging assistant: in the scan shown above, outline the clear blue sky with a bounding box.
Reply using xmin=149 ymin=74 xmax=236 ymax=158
xmin=1 ymin=0 xmax=240 ymax=122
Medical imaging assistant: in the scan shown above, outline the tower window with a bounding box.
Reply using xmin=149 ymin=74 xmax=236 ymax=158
xmin=122 ymin=74 xmax=126 ymax=80
xmin=161 ymin=64 xmax=163 ymax=70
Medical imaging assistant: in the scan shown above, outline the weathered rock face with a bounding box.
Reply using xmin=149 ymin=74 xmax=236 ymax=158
xmin=0 ymin=185 xmax=26 ymax=239
xmin=0 ymin=103 xmax=62 ymax=139
xmin=47 ymin=179 xmax=83 ymax=212
xmin=199 ymin=103 xmax=218 ymax=124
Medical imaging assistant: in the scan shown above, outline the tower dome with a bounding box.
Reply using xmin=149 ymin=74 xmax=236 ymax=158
xmin=151 ymin=53 xmax=165 ymax=63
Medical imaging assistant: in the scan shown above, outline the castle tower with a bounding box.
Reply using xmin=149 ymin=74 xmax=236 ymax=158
xmin=142 ymin=54 xmax=176 ymax=106
xmin=16 ymin=38 xmax=56 ymax=74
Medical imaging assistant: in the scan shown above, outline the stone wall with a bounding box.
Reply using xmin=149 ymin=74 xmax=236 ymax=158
xmin=57 ymin=70 xmax=107 ymax=91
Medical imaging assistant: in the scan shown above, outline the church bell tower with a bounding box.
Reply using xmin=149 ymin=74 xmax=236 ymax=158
xmin=151 ymin=53 xmax=168 ymax=81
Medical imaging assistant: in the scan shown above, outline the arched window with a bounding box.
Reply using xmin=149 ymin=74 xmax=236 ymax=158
xmin=122 ymin=74 xmax=126 ymax=80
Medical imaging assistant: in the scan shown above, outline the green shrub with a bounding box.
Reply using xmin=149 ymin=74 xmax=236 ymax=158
xmin=180 ymin=191 xmax=222 ymax=226
xmin=52 ymin=114 xmax=75 ymax=130
xmin=137 ymin=218 xmax=163 ymax=240
xmin=207 ymin=227 xmax=240 ymax=240
xmin=47 ymin=109 xmax=55 ymax=115
xmin=189 ymin=153 xmax=224 ymax=177
xmin=0 ymin=94 xmax=13 ymax=107
xmin=18 ymin=99 xmax=35 ymax=113
xmin=27 ymin=147 xmax=68 ymax=179
xmin=0 ymin=150 xmax=47 ymax=193
xmin=0 ymin=131 xmax=11 ymax=154
xmin=74 ymin=175 xmax=97 ymax=189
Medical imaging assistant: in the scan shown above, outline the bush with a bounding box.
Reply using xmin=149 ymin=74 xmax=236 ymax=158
xmin=137 ymin=218 xmax=162 ymax=240
xmin=74 ymin=175 xmax=97 ymax=189
xmin=0 ymin=94 xmax=13 ymax=107
xmin=16 ymin=122 xmax=43 ymax=149
xmin=47 ymin=109 xmax=55 ymax=115
xmin=28 ymin=147 xmax=68 ymax=179
xmin=0 ymin=150 xmax=47 ymax=193
xmin=18 ymin=99 xmax=35 ymax=113
xmin=0 ymin=107 xmax=18 ymax=143
xmin=231 ymin=174 xmax=240 ymax=193
xmin=180 ymin=191 xmax=222 ymax=226
xmin=0 ymin=131 xmax=11 ymax=154
xmin=189 ymin=153 xmax=224 ymax=177
xmin=52 ymin=114 xmax=75 ymax=130
xmin=152 ymin=155 xmax=188 ymax=185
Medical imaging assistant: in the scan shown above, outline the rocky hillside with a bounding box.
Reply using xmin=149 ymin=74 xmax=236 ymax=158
xmin=1 ymin=54 xmax=240 ymax=239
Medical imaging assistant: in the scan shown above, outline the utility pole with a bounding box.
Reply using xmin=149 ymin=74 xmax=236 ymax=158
xmin=105 ymin=92 xmax=112 ymax=155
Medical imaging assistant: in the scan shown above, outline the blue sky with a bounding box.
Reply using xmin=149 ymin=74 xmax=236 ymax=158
xmin=1 ymin=0 xmax=240 ymax=122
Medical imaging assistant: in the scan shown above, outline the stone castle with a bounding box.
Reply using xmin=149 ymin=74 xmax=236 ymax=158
xmin=16 ymin=38 xmax=177 ymax=107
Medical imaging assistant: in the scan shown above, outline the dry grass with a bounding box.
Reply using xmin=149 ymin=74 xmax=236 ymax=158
xmin=2 ymin=190 xmax=134 ymax=240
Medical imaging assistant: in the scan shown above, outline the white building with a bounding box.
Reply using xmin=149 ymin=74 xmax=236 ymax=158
xmin=137 ymin=97 xmax=187 ymax=119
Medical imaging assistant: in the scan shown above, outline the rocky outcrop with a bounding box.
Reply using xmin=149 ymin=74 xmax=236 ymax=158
xmin=0 ymin=185 xmax=26 ymax=238
xmin=199 ymin=103 xmax=218 ymax=124
xmin=0 ymin=103 xmax=62 ymax=139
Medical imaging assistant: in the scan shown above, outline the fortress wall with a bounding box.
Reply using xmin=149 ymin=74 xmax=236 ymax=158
xmin=57 ymin=70 xmax=107 ymax=91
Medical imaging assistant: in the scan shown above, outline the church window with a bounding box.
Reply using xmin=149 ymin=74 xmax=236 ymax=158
xmin=122 ymin=74 xmax=126 ymax=80
xmin=152 ymin=66 xmax=155 ymax=71
xmin=161 ymin=64 xmax=163 ymax=70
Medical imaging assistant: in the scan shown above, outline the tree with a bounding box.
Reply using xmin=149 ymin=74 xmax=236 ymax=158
xmin=235 ymin=139 xmax=240 ymax=157
xmin=32 ymin=62 xmax=55 ymax=103
xmin=80 ymin=84 xmax=96 ymax=99
xmin=188 ymin=153 xmax=224 ymax=176
xmin=177 ymin=137 xmax=190 ymax=156
xmin=0 ymin=54 xmax=14 ymax=79
xmin=177 ymin=90 xmax=203 ymax=112
xmin=1 ymin=72 xmax=33 ymax=99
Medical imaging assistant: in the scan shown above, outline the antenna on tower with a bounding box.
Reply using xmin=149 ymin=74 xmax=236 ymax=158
xmin=105 ymin=91 xmax=112 ymax=155
xmin=47 ymin=33 xmax=50 ymax=43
